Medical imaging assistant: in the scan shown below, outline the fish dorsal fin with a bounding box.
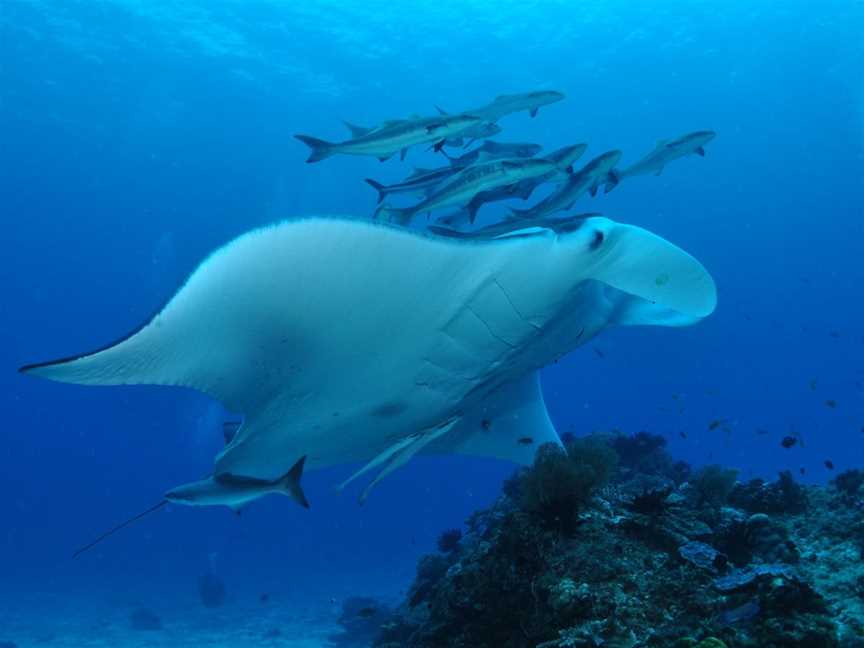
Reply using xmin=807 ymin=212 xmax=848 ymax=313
xmin=424 ymin=372 xmax=560 ymax=465
xmin=342 ymin=120 xmax=373 ymax=138
xmin=434 ymin=104 xmax=449 ymax=115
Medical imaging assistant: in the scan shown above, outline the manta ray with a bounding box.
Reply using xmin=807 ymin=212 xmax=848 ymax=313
xmin=20 ymin=216 xmax=716 ymax=510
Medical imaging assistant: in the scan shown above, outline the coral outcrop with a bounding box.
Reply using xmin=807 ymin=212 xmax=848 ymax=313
xmin=374 ymin=433 xmax=864 ymax=647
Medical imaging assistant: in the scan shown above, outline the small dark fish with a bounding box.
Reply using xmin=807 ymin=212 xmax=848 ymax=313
xmin=824 ymin=460 xmax=835 ymax=470
xmin=708 ymin=419 xmax=725 ymax=431
xmin=800 ymin=467 xmax=806 ymax=476
xmin=480 ymin=419 xmax=492 ymax=431
xmin=517 ymin=437 xmax=534 ymax=445
xmin=593 ymin=347 xmax=605 ymax=358
xmin=825 ymin=399 xmax=837 ymax=409
xmin=719 ymin=599 xmax=760 ymax=625
xmin=756 ymin=428 xmax=770 ymax=436
xmin=260 ymin=593 xmax=270 ymax=603
xmin=357 ymin=607 xmax=377 ymax=618
xmin=679 ymin=431 xmax=687 ymax=439
xmin=781 ymin=436 xmax=798 ymax=449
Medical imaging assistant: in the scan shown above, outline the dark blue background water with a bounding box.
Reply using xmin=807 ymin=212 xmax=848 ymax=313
xmin=2 ymin=0 xmax=862 ymax=610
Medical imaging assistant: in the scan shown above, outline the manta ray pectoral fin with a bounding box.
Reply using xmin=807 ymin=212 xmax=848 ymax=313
xmin=338 ymin=418 xmax=459 ymax=504
xmin=426 ymin=372 xmax=561 ymax=465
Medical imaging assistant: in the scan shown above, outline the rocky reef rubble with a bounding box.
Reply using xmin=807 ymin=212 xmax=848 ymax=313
xmin=372 ymin=435 xmax=864 ymax=647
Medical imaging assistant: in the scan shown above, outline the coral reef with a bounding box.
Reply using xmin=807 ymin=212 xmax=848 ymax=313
xmin=833 ymin=470 xmax=864 ymax=497
xmin=436 ymin=528 xmax=463 ymax=554
xmin=691 ymin=465 xmax=739 ymax=507
xmin=375 ymin=434 xmax=864 ymax=647
xmin=329 ymin=596 xmax=396 ymax=647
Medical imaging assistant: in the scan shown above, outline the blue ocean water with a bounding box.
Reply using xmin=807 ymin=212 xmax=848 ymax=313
xmin=1 ymin=0 xmax=862 ymax=644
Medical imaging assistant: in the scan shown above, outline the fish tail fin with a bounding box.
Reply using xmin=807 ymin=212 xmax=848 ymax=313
xmin=374 ymin=203 xmax=414 ymax=226
xmin=603 ymin=169 xmax=621 ymax=193
xmin=441 ymin=149 xmax=458 ymax=163
xmin=279 ymin=456 xmax=310 ymax=509
xmin=294 ymin=134 xmax=335 ymax=163
xmin=467 ymin=198 xmax=482 ymax=224
xmin=364 ymin=178 xmax=387 ymax=204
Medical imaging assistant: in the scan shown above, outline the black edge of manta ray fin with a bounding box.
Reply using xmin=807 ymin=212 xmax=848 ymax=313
xmin=695 ymin=146 xmax=706 ymax=157
xmin=281 ymin=456 xmax=310 ymax=509
xmin=18 ymin=295 xmax=172 ymax=376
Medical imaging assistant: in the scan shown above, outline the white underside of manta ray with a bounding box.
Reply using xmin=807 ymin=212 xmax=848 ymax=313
xmin=20 ymin=216 xmax=716 ymax=508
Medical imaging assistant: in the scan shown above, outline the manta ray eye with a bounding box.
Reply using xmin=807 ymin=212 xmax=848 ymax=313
xmin=589 ymin=230 xmax=605 ymax=251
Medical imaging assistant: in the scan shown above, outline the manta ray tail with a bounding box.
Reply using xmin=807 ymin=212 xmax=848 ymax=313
xmin=73 ymin=500 xmax=167 ymax=559
xmin=294 ymin=134 xmax=336 ymax=163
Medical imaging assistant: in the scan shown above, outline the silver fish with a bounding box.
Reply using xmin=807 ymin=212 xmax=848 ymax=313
xmin=510 ymin=150 xmax=622 ymax=221
xmin=165 ymin=457 xmax=309 ymax=512
xmin=441 ymin=91 xmax=565 ymax=122
xmin=376 ymin=157 xmax=566 ymax=226
xmin=444 ymin=140 xmax=543 ymax=167
xmin=365 ymin=166 xmax=462 ymax=204
xmin=429 ymin=213 xmax=602 ymax=240
xmin=462 ymin=143 xmax=588 ymax=220
xmin=294 ymin=114 xmax=481 ymax=163
xmin=605 ymin=130 xmax=716 ymax=192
